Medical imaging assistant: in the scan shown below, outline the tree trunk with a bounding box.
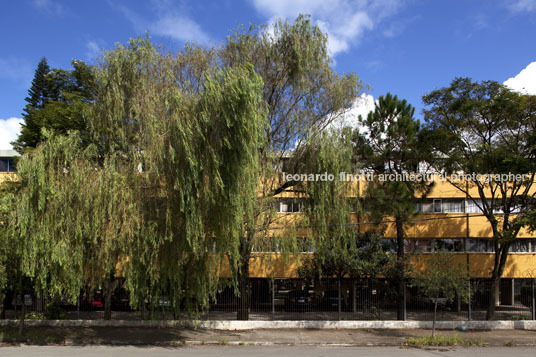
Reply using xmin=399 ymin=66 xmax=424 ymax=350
xmin=486 ymin=244 xmax=509 ymax=320
xmin=76 ymin=294 xmax=80 ymax=320
xmin=432 ymin=298 xmax=438 ymax=337
xmin=396 ymin=218 xmax=406 ymax=321
xmin=486 ymin=277 xmax=500 ymax=320
xmin=141 ymin=295 xmax=146 ymax=320
xmin=237 ymin=241 xmax=250 ymax=320
xmin=236 ymin=265 xmax=249 ymax=320
xmin=18 ymin=296 xmax=25 ymax=335
xmin=0 ymin=293 xmax=5 ymax=319
xmin=104 ymin=273 xmax=115 ymax=320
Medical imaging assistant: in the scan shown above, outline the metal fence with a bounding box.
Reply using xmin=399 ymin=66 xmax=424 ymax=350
xmin=1 ymin=278 xmax=535 ymax=321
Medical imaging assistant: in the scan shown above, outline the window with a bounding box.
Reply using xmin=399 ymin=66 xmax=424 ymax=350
xmin=466 ymin=199 xmax=505 ymax=214
xmin=434 ymin=238 xmax=464 ymax=252
xmin=278 ymin=199 xmax=305 ymax=213
xmin=404 ymin=239 xmax=433 ymax=253
xmin=0 ymin=158 xmax=15 ymax=172
xmin=443 ymin=200 xmax=464 ymax=213
xmin=509 ymin=240 xmax=530 ymax=253
xmin=467 ymin=239 xmax=494 ymax=252
xmin=466 ymin=199 xmax=483 ymax=213
xmin=433 ymin=199 xmax=442 ymax=213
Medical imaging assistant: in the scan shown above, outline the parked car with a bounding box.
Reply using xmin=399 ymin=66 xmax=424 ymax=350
xmin=321 ymin=290 xmax=346 ymax=310
xmin=284 ymin=290 xmax=313 ymax=312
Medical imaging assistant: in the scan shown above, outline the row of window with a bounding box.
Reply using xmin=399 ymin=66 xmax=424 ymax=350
xmin=256 ymin=238 xmax=536 ymax=253
xmin=395 ymin=238 xmax=536 ymax=253
xmin=276 ymin=198 xmax=517 ymax=214
xmin=416 ymin=199 xmax=517 ymax=214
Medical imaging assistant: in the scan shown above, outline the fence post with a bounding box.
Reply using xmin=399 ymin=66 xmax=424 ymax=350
xmin=76 ymin=294 xmax=80 ymax=320
xmin=337 ymin=277 xmax=342 ymax=321
xmin=271 ymin=278 xmax=275 ymax=317
xmin=467 ymin=280 xmax=472 ymax=320
xmin=352 ymin=279 xmax=357 ymax=313
xmin=530 ymin=278 xmax=536 ymax=320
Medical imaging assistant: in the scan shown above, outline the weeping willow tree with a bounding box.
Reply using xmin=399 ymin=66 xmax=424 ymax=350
xmin=219 ymin=15 xmax=362 ymax=320
xmin=302 ymin=128 xmax=390 ymax=319
xmin=0 ymin=175 xmax=19 ymax=320
xmin=5 ymin=37 xmax=267 ymax=322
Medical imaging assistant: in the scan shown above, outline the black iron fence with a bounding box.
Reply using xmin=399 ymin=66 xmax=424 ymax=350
xmin=1 ymin=278 xmax=535 ymax=321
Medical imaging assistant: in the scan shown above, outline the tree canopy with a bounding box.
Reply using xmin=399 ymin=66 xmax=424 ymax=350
xmin=352 ymin=92 xmax=434 ymax=320
xmin=423 ymin=77 xmax=536 ymax=319
xmin=5 ymin=37 xmax=267 ymax=319
xmin=13 ymin=58 xmax=96 ymax=153
xmin=218 ymin=15 xmax=363 ymax=319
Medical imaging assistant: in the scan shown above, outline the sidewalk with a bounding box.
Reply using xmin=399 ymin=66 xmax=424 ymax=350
xmin=1 ymin=326 xmax=535 ymax=347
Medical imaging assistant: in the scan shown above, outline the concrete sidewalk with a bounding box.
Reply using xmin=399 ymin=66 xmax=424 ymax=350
xmin=1 ymin=326 xmax=535 ymax=347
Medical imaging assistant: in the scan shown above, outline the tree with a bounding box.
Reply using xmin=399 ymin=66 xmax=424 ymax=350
xmin=12 ymin=59 xmax=96 ymax=153
xmin=219 ymin=14 xmax=362 ymax=320
xmin=0 ymin=177 xmax=18 ymax=320
xmin=13 ymin=57 xmax=51 ymax=152
xmin=411 ymin=251 xmax=470 ymax=336
xmin=302 ymin=128 xmax=390 ymax=320
xmin=6 ymin=37 xmax=267 ymax=321
xmin=423 ymin=78 xmax=536 ymax=320
xmin=353 ymin=93 xmax=434 ymax=320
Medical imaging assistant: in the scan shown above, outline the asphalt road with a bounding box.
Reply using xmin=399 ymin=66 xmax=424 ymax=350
xmin=1 ymin=346 xmax=536 ymax=357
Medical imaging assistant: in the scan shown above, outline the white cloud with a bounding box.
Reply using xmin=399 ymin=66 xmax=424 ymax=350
xmin=506 ymin=0 xmax=536 ymax=12
xmin=85 ymin=41 xmax=101 ymax=60
xmin=504 ymin=62 xmax=536 ymax=95
xmin=32 ymin=0 xmax=64 ymax=16
xmin=0 ymin=117 xmax=23 ymax=150
xmin=152 ymin=15 xmax=211 ymax=46
xmin=110 ymin=1 xmax=212 ymax=46
xmin=250 ymin=0 xmax=406 ymax=57
xmin=329 ymin=93 xmax=376 ymax=131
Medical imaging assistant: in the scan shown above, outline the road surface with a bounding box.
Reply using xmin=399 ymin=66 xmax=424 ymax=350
xmin=1 ymin=346 xmax=535 ymax=357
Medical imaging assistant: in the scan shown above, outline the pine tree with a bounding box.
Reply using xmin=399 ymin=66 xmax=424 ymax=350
xmin=12 ymin=57 xmax=52 ymax=153
xmin=353 ymin=93 xmax=434 ymax=320
xmin=12 ymin=58 xmax=95 ymax=153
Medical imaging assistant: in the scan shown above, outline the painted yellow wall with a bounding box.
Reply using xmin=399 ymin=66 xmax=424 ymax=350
xmin=217 ymin=252 xmax=536 ymax=279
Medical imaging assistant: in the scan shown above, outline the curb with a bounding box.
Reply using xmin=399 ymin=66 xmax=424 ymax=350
xmin=1 ymin=319 xmax=536 ymax=330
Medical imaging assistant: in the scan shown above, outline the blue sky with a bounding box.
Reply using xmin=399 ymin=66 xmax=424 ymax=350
xmin=1 ymin=0 xmax=536 ymax=149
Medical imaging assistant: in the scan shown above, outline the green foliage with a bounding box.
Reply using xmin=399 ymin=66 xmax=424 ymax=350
xmin=45 ymin=301 xmax=67 ymax=320
xmin=0 ymin=179 xmax=19 ymax=293
xmin=353 ymin=93 xmax=433 ymax=319
xmin=354 ymin=92 xmax=433 ymax=226
xmin=301 ymin=128 xmax=390 ymax=279
xmin=219 ymin=15 xmax=362 ymax=318
xmin=423 ymin=78 xmax=536 ymax=319
xmin=220 ymin=14 xmax=361 ymax=152
xmin=407 ymin=334 xmax=482 ymax=347
xmin=13 ymin=58 xmax=96 ymax=153
xmin=24 ymin=312 xmax=46 ymax=320
xmin=411 ymin=251 xmax=470 ymax=335
xmin=6 ymin=37 xmax=267 ymax=317
xmin=5 ymin=17 xmax=362 ymax=321
xmin=411 ymin=252 xmax=470 ymax=305
xmin=13 ymin=57 xmax=51 ymax=152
